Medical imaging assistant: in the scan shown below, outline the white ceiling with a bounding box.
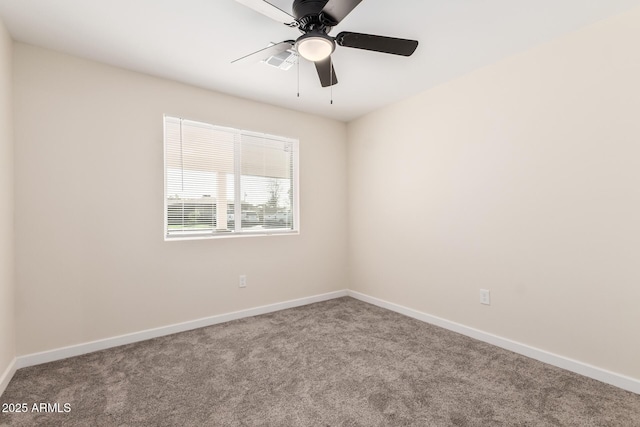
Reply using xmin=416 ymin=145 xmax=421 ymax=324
xmin=1 ymin=0 xmax=639 ymax=122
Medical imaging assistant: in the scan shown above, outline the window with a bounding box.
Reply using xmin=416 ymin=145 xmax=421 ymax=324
xmin=164 ymin=116 xmax=299 ymax=239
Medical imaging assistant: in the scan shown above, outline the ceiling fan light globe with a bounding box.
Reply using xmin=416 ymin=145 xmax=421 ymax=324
xmin=296 ymin=36 xmax=335 ymax=62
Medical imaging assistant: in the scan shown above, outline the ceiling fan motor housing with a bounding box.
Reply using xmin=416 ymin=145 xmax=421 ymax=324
xmin=293 ymin=0 xmax=328 ymax=19
xmin=293 ymin=0 xmax=335 ymax=31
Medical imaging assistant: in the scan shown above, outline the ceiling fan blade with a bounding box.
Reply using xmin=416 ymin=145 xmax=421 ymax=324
xmin=321 ymin=0 xmax=363 ymax=24
xmin=234 ymin=0 xmax=296 ymax=25
xmin=315 ymin=57 xmax=338 ymax=87
xmin=232 ymin=41 xmax=294 ymax=64
xmin=336 ymin=32 xmax=419 ymax=56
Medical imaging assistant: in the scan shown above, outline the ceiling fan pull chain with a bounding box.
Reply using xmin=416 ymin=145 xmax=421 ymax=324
xmin=330 ymin=55 xmax=333 ymax=105
xmin=297 ymin=53 xmax=300 ymax=98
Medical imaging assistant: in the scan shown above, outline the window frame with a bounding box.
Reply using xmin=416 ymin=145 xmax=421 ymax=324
xmin=163 ymin=115 xmax=300 ymax=241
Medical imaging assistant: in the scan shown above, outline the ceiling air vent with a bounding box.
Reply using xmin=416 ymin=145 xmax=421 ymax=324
xmin=262 ymin=45 xmax=298 ymax=71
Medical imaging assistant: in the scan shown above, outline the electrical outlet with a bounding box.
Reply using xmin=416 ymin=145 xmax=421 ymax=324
xmin=239 ymin=275 xmax=247 ymax=288
xmin=480 ymin=289 xmax=491 ymax=305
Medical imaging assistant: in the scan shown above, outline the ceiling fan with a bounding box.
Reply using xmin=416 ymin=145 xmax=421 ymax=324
xmin=232 ymin=0 xmax=419 ymax=87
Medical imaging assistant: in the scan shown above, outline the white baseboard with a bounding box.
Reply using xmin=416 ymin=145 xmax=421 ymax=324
xmin=0 ymin=357 xmax=17 ymax=397
xmin=347 ymin=290 xmax=640 ymax=395
xmin=11 ymin=289 xmax=639 ymax=396
xmin=16 ymin=290 xmax=348 ymax=370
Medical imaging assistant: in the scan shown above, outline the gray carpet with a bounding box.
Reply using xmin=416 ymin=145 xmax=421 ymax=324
xmin=1 ymin=297 xmax=638 ymax=426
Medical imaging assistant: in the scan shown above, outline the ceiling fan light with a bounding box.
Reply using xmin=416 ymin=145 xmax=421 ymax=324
xmin=296 ymin=35 xmax=335 ymax=62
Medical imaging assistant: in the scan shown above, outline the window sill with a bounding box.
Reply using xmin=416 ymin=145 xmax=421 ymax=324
xmin=164 ymin=229 xmax=299 ymax=241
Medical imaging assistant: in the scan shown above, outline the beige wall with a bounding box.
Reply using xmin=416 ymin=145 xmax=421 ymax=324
xmin=13 ymin=44 xmax=348 ymax=355
xmin=348 ymin=8 xmax=640 ymax=380
xmin=0 ymin=18 xmax=15 ymax=377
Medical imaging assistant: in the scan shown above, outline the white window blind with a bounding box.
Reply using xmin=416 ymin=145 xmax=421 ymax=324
xmin=164 ymin=116 xmax=299 ymax=239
